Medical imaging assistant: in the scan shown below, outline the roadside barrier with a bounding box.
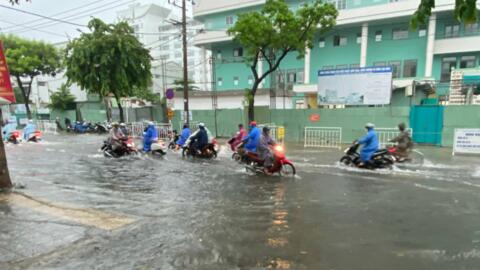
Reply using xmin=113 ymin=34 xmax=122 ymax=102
xmin=304 ymin=127 xmax=342 ymax=149
xmin=258 ymin=124 xmax=285 ymax=145
xmin=36 ymin=120 xmax=57 ymax=134
xmin=127 ymin=122 xmax=172 ymax=140
xmin=376 ymin=128 xmax=413 ymax=148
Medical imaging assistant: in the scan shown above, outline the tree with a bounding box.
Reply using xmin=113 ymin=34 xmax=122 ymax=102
xmin=1 ymin=35 xmax=62 ymax=119
xmin=48 ymin=83 xmax=76 ymax=111
xmin=227 ymin=0 xmax=337 ymax=121
xmin=172 ymin=79 xmax=199 ymax=92
xmin=65 ymin=18 xmax=152 ymax=123
xmin=411 ymin=0 xmax=478 ymax=28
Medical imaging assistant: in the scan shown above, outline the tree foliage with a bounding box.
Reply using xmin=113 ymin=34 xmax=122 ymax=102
xmin=172 ymin=79 xmax=199 ymax=92
xmin=227 ymin=0 xmax=337 ymax=121
xmin=1 ymin=34 xmax=62 ymax=118
xmin=65 ymin=18 xmax=152 ymax=122
xmin=411 ymin=0 xmax=478 ymax=28
xmin=48 ymin=83 xmax=76 ymax=111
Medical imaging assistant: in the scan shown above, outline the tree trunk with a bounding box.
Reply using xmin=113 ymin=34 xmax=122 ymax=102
xmin=0 ymin=110 xmax=12 ymax=190
xmin=103 ymin=97 xmax=112 ymax=122
xmin=25 ymin=102 xmax=32 ymax=120
xmin=248 ymin=81 xmax=260 ymax=122
xmin=114 ymin=94 xmax=124 ymax=123
xmin=15 ymin=76 xmax=32 ymax=119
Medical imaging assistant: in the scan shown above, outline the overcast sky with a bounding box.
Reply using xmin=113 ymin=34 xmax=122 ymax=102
xmin=0 ymin=0 xmax=195 ymax=44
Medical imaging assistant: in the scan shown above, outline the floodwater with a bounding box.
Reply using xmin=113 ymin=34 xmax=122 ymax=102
xmin=4 ymin=134 xmax=480 ymax=269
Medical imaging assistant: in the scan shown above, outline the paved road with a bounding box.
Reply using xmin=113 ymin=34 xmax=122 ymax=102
xmin=1 ymin=134 xmax=480 ymax=270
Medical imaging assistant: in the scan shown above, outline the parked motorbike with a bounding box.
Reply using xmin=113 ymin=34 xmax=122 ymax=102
xmin=242 ymin=144 xmax=296 ymax=176
xmin=94 ymin=122 xmax=109 ymax=134
xmin=102 ymin=137 xmax=138 ymax=158
xmin=27 ymin=130 xmax=43 ymax=142
xmin=182 ymin=139 xmax=218 ymax=159
xmin=340 ymin=142 xmax=394 ymax=169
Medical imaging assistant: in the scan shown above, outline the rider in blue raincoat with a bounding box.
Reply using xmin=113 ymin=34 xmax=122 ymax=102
xmin=242 ymin=121 xmax=260 ymax=152
xmin=23 ymin=120 xmax=36 ymax=140
xmin=176 ymin=124 xmax=190 ymax=150
xmin=358 ymin=123 xmax=379 ymax=164
xmin=143 ymin=122 xmax=158 ymax=152
xmin=2 ymin=120 xmax=17 ymax=142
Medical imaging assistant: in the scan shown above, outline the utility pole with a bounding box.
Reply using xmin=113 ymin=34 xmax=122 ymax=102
xmin=181 ymin=0 xmax=189 ymax=125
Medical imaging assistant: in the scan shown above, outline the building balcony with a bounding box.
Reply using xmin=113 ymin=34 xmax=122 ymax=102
xmin=194 ymin=0 xmax=265 ymax=17
xmin=433 ymin=35 xmax=480 ymax=54
xmin=194 ymin=30 xmax=232 ymax=46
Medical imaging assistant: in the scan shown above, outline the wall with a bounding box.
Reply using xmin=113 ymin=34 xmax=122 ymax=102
xmin=442 ymin=105 xmax=480 ymax=146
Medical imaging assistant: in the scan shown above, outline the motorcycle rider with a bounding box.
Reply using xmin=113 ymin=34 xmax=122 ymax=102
xmin=143 ymin=122 xmax=158 ymax=153
xmin=242 ymin=121 xmax=260 ymax=153
xmin=389 ymin=122 xmax=413 ymax=159
xmin=357 ymin=123 xmax=379 ymax=167
xmin=189 ymin=123 xmax=208 ymax=154
xmin=258 ymin=126 xmax=276 ymax=175
xmin=2 ymin=119 xmax=16 ymax=142
xmin=120 ymin=122 xmax=129 ymax=136
xmin=229 ymin=123 xmax=248 ymax=151
xmin=23 ymin=119 xmax=36 ymax=141
xmin=108 ymin=122 xmax=127 ymax=152
xmin=176 ymin=124 xmax=191 ymax=150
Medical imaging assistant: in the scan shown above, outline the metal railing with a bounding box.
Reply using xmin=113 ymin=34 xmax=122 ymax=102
xmin=36 ymin=120 xmax=57 ymax=134
xmin=258 ymin=124 xmax=285 ymax=145
xmin=376 ymin=128 xmax=413 ymax=148
xmin=127 ymin=122 xmax=172 ymax=140
xmin=304 ymin=127 xmax=342 ymax=149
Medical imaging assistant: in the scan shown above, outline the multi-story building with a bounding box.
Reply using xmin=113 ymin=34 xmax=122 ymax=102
xmin=194 ymin=0 xmax=480 ymax=108
xmin=117 ymin=3 xmax=211 ymax=93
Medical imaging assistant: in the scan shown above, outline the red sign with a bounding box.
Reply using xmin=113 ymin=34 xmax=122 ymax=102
xmin=0 ymin=42 xmax=15 ymax=104
xmin=309 ymin=113 xmax=320 ymax=122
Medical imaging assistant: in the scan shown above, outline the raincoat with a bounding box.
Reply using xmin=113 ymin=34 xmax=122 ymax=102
xmin=243 ymin=126 xmax=260 ymax=152
xmin=23 ymin=123 xmax=36 ymax=140
xmin=190 ymin=127 xmax=208 ymax=151
xmin=2 ymin=122 xmax=17 ymax=141
xmin=177 ymin=127 xmax=191 ymax=146
xmin=390 ymin=130 xmax=413 ymax=156
xmin=230 ymin=127 xmax=247 ymax=151
xmin=258 ymin=133 xmax=276 ymax=168
xmin=143 ymin=125 xmax=158 ymax=152
xmin=358 ymin=128 xmax=379 ymax=162
xmin=185 ymin=127 xmax=214 ymax=146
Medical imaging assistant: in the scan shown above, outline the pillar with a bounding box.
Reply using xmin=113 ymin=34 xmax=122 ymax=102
xmin=425 ymin=13 xmax=437 ymax=78
xmin=304 ymin=47 xmax=311 ymax=84
xmin=360 ymin=23 xmax=368 ymax=67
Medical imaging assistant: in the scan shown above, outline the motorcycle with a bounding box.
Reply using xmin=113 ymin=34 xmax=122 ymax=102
xmin=94 ymin=122 xmax=109 ymax=134
xmin=242 ymin=144 xmax=296 ymax=176
xmin=102 ymin=137 xmax=138 ymax=158
xmin=182 ymin=139 xmax=218 ymax=159
xmin=340 ymin=142 xmax=395 ymax=170
xmin=387 ymin=146 xmax=424 ymax=165
xmin=168 ymin=131 xmax=179 ymax=150
xmin=6 ymin=131 xmax=21 ymax=144
xmin=149 ymin=140 xmax=168 ymax=156
xmin=27 ymin=130 xmax=43 ymax=142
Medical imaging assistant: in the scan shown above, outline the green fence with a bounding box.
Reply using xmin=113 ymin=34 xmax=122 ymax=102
xmin=442 ymin=105 xmax=480 ymax=146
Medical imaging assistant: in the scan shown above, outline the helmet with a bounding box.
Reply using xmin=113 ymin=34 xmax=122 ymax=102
xmin=112 ymin=122 xmax=119 ymax=127
xmin=249 ymin=121 xmax=257 ymax=127
xmin=365 ymin=123 xmax=375 ymax=129
xmin=120 ymin=123 xmax=126 ymax=127
xmin=147 ymin=121 xmax=154 ymax=127
xmin=398 ymin=122 xmax=406 ymax=131
xmin=28 ymin=119 xmax=33 ymax=123
xmin=198 ymin=122 xmax=205 ymax=128
xmin=262 ymin=126 xmax=270 ymax=133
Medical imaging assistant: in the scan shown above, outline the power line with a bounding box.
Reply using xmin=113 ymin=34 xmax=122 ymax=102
xmin=0 ymin=19 xmax=68 ymax=38
xmin=0 ymin=0 xmax=110 ymax=31
xmin=0 ymin=4 xmax=86 ymax=28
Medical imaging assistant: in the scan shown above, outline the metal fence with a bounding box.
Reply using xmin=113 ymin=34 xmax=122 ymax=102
xmin=304 ymin=127 xmax=342 ymax=149
xmin=127 ymin=122 xmax=172 ymax=140
xmin=376 ymin=128 xmax=413 ymax=148
xmin=258 ymin=124 xmax=285 ymax=145
xmin=36 ymin=120 xmax=57 ymax=134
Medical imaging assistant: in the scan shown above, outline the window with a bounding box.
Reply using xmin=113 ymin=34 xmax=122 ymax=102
xmin=418 ymin=27 xmax=427 ymax=37
xmin=226 ymin=16 xmax=234 ymax=25
xmin=445 ymin=25 xmax=460 ymax=38
xmin=350 ymin=63 xmax=360 ymax=68
xmin=329 ymin=0 xmax=346 ymax=10
xmin=333 ymin=35 xmax=347 ymax=47
xmin=392 ymin=28 xmax=408 ymax=40
xmin=465 ymin=23 xmax=479 ymax=35
xmin=460 ymin=56 xmax=476 ymax=68
xmin=441 ymin=57 xmax=456 ymax=82
xmin=356 ymin=33 xmax=362 ymax=44
xmin=216 ymin=50 xmax=222 ymax=59
xmin=287 ymin=70 xmax=296 ymax=84
xmin=403 ymin=59 xmax=417 ymax=78
xmin=389 ymin=61 xmax=401 ymax=78
xmin=373 ymin=61 xmax=386 ymax=67
xmin=161 ymin=45 xmax=170 ymax=51
xmin=248 ymin=75 xmax=253 ymax=85
xmin=322 ymin=65 xmax=334 ymax=70
xmin=296 ymin=69 xmax=304 ymax=84
xmin=375 ymin=30 xmax=382 ymax=42
xmin=336 ymin=64 xmax=348 ymax=69
xmin=233 ymin=76 xmax=239 ymax=86
xmin=174 ymin=52 xmax=182 ymax=58
xmin=217 ymin=77 xmax=223 ymax=86
xmin=233 ymin=48 xmax=243 ymax=57
xmin=319 ymin=37 xmax=325 ymax=48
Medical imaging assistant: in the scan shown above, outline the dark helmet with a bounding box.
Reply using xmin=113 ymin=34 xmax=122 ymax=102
xmin=183 ymin=124 xmax=188 ymax=129
xmin=398 ymin=122 xmax=406 ymax=131
xmin=238 ymin=123 xmax=243 ymax=128
xmin=263 ymin=126 xmax=270 ymax=133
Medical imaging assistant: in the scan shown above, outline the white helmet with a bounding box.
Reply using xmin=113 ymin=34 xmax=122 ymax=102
xmin=198 ymin=122 xmax=205 ymax=128
xmin=365 ymin=122 xmax=375 ymax=129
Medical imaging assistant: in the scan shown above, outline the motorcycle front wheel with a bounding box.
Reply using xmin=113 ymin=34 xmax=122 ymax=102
xmin=280 ymin=163 xmax=296 ymax=177
xmin=182 ymin=147 xmax=190 ymax=158
xmin=340 ymin=156 xmax=352 ymax=166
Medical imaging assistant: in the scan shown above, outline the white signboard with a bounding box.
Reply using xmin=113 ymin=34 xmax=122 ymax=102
xmin=317 ymin=66 xmax=392 ymax=105
xmin=453 ymin=129 xmax=480 ymax=155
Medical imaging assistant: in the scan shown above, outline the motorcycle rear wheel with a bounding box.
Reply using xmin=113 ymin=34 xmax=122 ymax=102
xmin=280 ymin=163 xmax=296 ymax=177
xmin=340 ymin=156 xmax=352 ymax=166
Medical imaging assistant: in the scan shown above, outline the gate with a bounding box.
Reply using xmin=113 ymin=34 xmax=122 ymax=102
xmin=36 ymin=120 xmax=57 ymax=134
xmin=409 ymin=106 xmax=444 ymax=145
xmin=304 ymin=127 xmax=342 ymax=149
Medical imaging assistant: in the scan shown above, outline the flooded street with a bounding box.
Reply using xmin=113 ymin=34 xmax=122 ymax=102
xmin=2 ymin=134 xmax=480 ymax=269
